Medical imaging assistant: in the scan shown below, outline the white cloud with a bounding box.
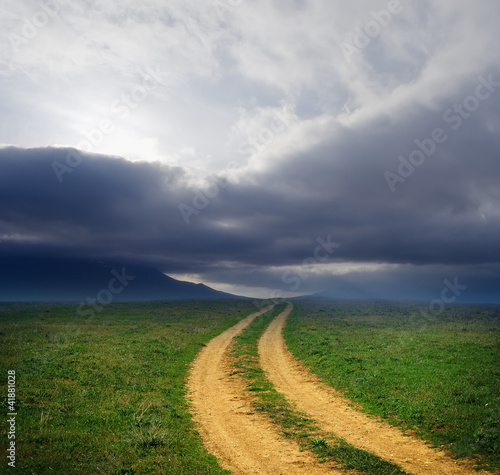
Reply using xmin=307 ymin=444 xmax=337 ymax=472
xmin=1 ymin=0 xmax=499 ymax=175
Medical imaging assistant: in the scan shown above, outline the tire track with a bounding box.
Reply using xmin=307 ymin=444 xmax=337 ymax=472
xmin=258 ymin=302 xmax=487 ymax=475
xmin=188 ymin=305 xmax=338 ymax=474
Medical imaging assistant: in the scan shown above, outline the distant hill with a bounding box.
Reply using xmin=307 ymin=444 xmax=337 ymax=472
xmin=0 ymin=256 xmax=242 ymax=302
xmin=293 ymin=289 xmax=374 ymax=301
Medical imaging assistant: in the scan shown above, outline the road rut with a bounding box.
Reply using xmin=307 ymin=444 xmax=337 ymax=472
xmin=188 ymin=305 xmax=339 ymax=474
xmin=258 ymin=302 xmax=487 ymax=475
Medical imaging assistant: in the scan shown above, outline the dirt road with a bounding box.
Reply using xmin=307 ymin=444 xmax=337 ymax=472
xmin=258 ymin=302 xmax=486 ymax=475
xmin=188 ymin=305 xmax=339 ymax=474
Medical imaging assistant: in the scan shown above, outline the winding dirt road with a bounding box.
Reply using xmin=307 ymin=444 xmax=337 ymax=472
xmin=258 ymin=302 xmax=486 ymax=475
xmin=188 ymin=305 xmax=338 ymax=474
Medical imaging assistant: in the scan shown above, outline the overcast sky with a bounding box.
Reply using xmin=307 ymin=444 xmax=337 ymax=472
xmin=1 ymin=0 xmax=499 ymax=302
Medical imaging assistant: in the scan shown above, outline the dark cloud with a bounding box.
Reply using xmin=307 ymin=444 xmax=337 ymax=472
xmin=1 ymin=82 xmax=500 ymax=305
xmin=2 ymin=2 xmax=500 ymax=303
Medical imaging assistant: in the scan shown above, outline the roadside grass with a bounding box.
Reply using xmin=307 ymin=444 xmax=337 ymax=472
xmin=0 ymin=300 xmax=257 ymax=474
xmin=231 ymin=302 xmax=408 ymax=474
xmin=283 ymin=299 xmax=500 ymax=473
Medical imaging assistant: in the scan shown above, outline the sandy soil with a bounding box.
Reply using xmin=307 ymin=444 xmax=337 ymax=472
xmin=187 ymin=305 xmax=340 ymax=474
xmin=258 ymin=302 xmax=487 ymax=475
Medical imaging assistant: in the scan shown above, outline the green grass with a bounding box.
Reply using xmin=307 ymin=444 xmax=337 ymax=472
xmin=3 ymin=299 xmax=497 ymax=473
xmin=231 ymin=302 xmax=408 ymax=474
xmin=0 ymin=300 xmax=258 ymax=474
xmin=283 ymin=299 xmax=500 ymax=473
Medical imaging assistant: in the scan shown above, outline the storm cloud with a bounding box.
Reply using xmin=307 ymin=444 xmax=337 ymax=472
xmin=1 ymin=1 xmax=499 ymax=301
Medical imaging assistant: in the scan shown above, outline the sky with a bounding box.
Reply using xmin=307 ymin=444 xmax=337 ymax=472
xmin=1 ymin=0 xmax=500 ymax=302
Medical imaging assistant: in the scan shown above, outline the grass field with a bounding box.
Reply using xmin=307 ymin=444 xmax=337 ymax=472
xmin=0 ymin=300 xmax=257 ymax=474
xmin=283 ymin=299 xmax=500 ymax=473
xmin=231 ymin=302 xmax=408 ymax=474
xmin=2 ymin=298 xmax=499 ymax=473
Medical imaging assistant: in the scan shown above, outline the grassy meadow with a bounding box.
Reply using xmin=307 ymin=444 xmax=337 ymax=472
xmin=231 ymin=302 xmax=408 ymax=474
xmin=284 ymin=299 xmax=500 ymax=473
xmin=1 ymin=298 xmax=499 ymax=474
xmin=0 ymin=300 xmax=257 ymax=474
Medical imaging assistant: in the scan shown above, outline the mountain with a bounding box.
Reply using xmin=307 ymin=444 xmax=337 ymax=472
xmin=0 ymin=256 xmax=242 ymax=302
